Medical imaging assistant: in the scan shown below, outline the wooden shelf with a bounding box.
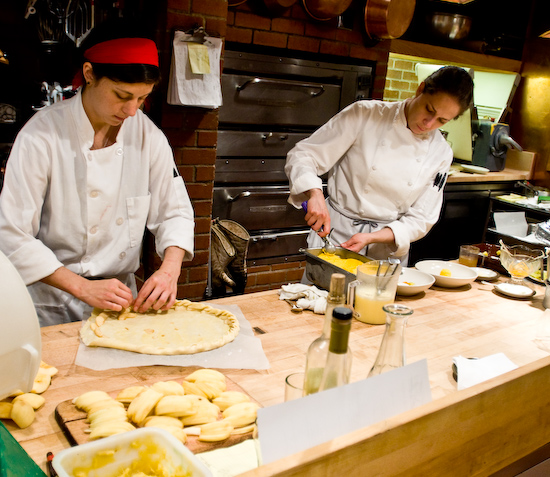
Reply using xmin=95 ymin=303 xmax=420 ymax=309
xmin=389 ymin=39 xmax=522 ymax=73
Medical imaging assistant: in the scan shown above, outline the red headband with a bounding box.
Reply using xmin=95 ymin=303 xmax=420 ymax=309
xmin=84 ymin=38 xmax=159 ymax=67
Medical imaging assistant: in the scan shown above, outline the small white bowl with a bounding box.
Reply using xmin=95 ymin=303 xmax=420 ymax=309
xmin=53 ymin=427 xmax=213 ymax=477
xmin=397 ymin=267 xmax=435 ymax=296
xmin=415 ymin=260 xmax=477 ymax=288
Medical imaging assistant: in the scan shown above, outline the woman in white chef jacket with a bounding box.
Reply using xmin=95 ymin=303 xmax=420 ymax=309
xmin=285 ymin=66 xmax=474 ymax=265
xmin=0 ymin=36 xmax=195 ymax=326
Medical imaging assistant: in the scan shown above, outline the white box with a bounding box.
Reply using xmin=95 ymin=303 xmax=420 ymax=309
xmin=52 ymin=427 xmax=213 ymax=477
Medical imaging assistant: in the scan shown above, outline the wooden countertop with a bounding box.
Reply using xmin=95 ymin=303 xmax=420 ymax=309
xmin=8 ymin=278 xmax=550 ymax=473
xmin=447 ymin=168 xmax=531 ymax=183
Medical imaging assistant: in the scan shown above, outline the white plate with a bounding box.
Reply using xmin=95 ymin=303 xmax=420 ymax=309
xmin=494 ymin=282 xmax=536 ymax=299
xmin=462 ymin=164 xmax=490 ymax=175
xmin=473 ymin=267 xmax=499 ymax=281
xmin=397 ymin=267 xmax=435 ymax=296
xmin=415 ymin=260 xmax=478 ymax=288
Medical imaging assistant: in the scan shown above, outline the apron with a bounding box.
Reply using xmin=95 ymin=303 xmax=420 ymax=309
xmin=306 ymin=198 xmax=409 ymax=264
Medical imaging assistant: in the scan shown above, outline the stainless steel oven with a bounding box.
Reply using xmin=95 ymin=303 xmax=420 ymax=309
xmin=214 ymin=49 xmax=374 ymax=264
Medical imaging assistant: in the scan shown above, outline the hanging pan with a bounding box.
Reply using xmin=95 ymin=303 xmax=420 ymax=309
xmin=364 ymin=0 xmax=416 ymax=39
xmin=263 ymin=0 xmax=298 ymax=16
xmin=303 ymin=0 xmax=353 ymax=21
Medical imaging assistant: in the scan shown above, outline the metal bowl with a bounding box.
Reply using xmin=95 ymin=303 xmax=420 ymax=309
xmin=427 ymin=12 xmax=472 ymax=41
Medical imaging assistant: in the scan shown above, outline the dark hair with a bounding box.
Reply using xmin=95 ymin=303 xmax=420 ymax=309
xmin=423 ymin=66 xmax=474 ymax=117
xmin=88 ymin=62 xmax=160 ymax=86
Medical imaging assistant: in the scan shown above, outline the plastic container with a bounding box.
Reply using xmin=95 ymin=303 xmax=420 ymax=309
xmin=0 ymin=251 xmax=41 ymax=400
xmin=52 ymin=427 xmax=213 ymax=477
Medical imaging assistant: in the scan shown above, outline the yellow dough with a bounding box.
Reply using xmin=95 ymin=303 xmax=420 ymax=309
xmin=80 ymin=300 xmax=240 ymax=355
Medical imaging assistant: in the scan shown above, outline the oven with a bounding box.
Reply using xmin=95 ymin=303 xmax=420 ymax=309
xmin=214 ymin=49 xmax=374 ymax=264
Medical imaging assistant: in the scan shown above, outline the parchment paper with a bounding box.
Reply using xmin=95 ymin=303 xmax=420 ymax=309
xmin=74 ymin=304 xmax=270 ymax=371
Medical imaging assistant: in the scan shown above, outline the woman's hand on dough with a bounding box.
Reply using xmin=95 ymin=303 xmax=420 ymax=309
xmin=80 ymin=279 xmax=134 ymax=311
xmin=133 ymin=269 xmax=178 ymax=313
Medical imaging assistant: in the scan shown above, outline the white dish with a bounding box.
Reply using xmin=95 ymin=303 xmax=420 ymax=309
xmin=494 ymin=282 xmax=536 ymax=299
xmin=461 ymin=164 xmax=490 ymax=175
xmin=473 ymin=267 xmax=499 ymax=281
xmin=53 ymin=427 xmax=213 ymax=477
xmin=415 ymin=260 xmax=478 ymax=288
xmin=397 ymin=267 xmax=435 ymax=296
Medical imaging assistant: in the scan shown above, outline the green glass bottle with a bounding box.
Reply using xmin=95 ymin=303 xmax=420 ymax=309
xmin=303 ymin=273 xmax=347 ymax=395
xmin=318 ymin=306 xmax=353 ymax=392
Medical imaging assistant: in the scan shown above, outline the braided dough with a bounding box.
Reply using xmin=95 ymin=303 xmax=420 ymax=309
xmin=80 ymin=300 xmax=240 ymax=355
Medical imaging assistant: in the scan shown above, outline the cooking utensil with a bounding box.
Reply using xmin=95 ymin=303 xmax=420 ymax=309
xmin=65 ymin=0 xmax=94 ymax=47
xmin=302 ymin=0 xmax=353 ymax=21
xmin=364 ymin=0 xmax=416 ymax=40
xmin=285 ymin=299 xmax=303 ymax=313
xmin=426 ymin=12 xmax=472 ymax=41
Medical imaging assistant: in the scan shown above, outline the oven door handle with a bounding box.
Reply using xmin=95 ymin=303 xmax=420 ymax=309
xmin=251 ymin=230 xmax=309 ymax=243
xmin=222 ymin=190 xmax=290 ymax=203
xmin=236 ymin=77 xmax=325 ymax=98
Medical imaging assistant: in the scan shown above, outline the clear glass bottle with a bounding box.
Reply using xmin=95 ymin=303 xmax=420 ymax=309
xmin=303 ymin=273 xmax=347 ymax=395
xmin=368 ymin=303 xmax=413 ymax=378
xmin=318 ymin=307 xmax=353 ymax=392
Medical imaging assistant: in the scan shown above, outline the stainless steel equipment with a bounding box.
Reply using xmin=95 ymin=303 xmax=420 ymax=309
xmin=472 ymin=120 xmax=522 ymax=171
xmin=214 ymin=49 xmax=374 ymax=265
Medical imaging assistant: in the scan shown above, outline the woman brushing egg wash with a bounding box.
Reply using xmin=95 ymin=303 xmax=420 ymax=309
xmin=0 ymin=33 xmax=194 ymax=326
xmin=285 ymin=66 xmax=473 ymax=266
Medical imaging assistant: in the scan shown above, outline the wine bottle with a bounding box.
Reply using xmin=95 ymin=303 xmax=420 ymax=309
xmin=303 ymin=273 xmax=346 ymax=395
xmin=318 ymin=306 xmax=353 ymax=392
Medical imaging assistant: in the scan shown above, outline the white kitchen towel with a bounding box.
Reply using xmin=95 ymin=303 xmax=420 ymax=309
xmin=167 ymin=31 xmax=223 ymax=108
xmin=453 ymin=353 xmax=518 ymax=391
xmin=279 ymin=283 xmax=328 ymax=314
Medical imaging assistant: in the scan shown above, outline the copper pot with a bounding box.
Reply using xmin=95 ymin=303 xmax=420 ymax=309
xmin=303 ymin=0 xmax=353 ymax=21
xmin=364 ymin=0 xmax=416 ymax=39
xmin=263 ymin=0 xmax=298 ymax=15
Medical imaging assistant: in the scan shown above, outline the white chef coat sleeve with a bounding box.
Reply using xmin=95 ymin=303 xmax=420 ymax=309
xmin=146 ymin=132 xmax=195 ymax=261
xmin=0 ymin=131 xmax=65 ymax=285
xmin=386 ymin=140 xmax=453 ymax=257
xmin=285 ymin=101 xmax=367 ymax=208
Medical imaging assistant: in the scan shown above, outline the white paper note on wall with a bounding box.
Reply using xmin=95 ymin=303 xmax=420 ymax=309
xmin=257 ymin=359 xmax=432 ymax=465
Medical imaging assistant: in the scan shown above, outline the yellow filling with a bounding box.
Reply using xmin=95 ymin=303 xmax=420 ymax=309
xmin=440 ymin=269 xmax=452 ymax=277
xmin=317 ymin=252 xmax=365 ymax=274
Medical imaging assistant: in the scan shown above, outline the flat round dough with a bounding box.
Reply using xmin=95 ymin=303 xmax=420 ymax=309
xmin=80 ymin=300 xmax=240 ymax=355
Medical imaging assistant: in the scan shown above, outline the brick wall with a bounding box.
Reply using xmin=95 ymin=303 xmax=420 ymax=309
xmin=383 ymin=53 xmax=420 ymax=102
xmin=150 ymin=0 xmax=390 ymax=301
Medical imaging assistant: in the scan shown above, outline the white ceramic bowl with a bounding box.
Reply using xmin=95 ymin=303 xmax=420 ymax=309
xmin=397 ymin=267 xmax=435 ymax=296
xmin=53 ymin=427 xmax=213 ymax=477
xmin=415 ymin=260 xmax=477 ymax=288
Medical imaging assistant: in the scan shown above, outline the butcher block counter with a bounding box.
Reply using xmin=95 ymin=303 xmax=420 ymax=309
xmin=9 ymin=278 xmax=550 ymax=476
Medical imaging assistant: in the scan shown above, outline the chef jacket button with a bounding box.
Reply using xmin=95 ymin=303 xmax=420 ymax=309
xmin=90 ymin=226 xmax=98 ymax=234
xmin=372 ymin=165 xmax=377 ymax=171
xmin=116 ymin=217 xmax=124 ymax=226
xmin=90 ymin=190 xmax=99 ymax=198
xmin=359 ymin=209 xmax=365 ymax=215
xmin=119 ymin=252 xmax=126 ymax=260
xmin=408 ymin=181 xmax=413 ymax=186
xmin=381 ymin=140 xmax=388 ymax=147
xmin=83 ymin=256 xmax=90 ymax=263
xmin=416 ymin=157 xmax=421 ymax=162
xmin=116 ymin=148 xmax=123 ymax=156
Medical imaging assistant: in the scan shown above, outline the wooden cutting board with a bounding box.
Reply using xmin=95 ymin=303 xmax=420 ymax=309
xmin=55 ymin=378 xmax=257 ymax=455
